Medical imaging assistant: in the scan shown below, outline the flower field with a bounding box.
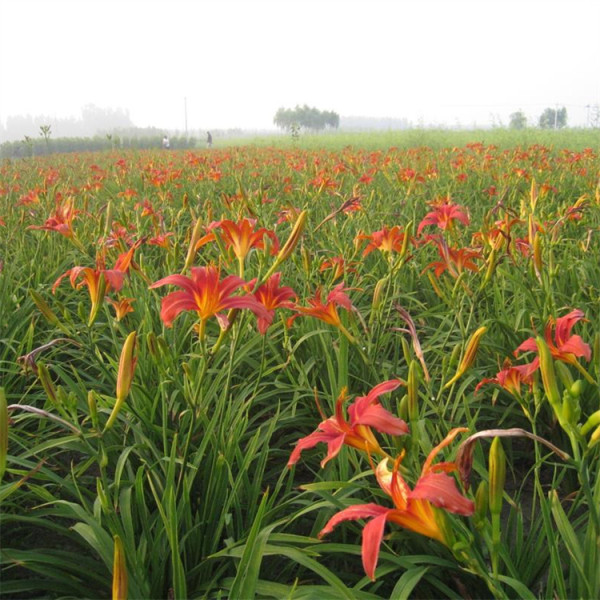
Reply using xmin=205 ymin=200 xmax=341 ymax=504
xmin=1 ymin=139 xmax=600 ymax=599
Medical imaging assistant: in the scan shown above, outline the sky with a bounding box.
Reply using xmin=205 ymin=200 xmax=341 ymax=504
xmin=0 ymin=0 xmax=599 ymax=133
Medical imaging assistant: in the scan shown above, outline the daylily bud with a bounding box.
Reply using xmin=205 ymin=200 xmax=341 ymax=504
xmin=301 ymin=245 xmax=311 ymax=276
xmin=580 ymin=409 xmax=600 ymax=436
xmin=88 ymin=274 xmax=107 ymax=327
xmin=407 ymin=359 xmax=419 ymax=423
xmin=400 ymin=220 xmax=413 ymax=260
xmin=554 ymin=361 xmax=574 ymax=389
xmin=398 ymin=393 xmax=409 ymax=421
xmin=105 ymin=332 xmax=137 ymax=431
xmin=561 ymin=388 xmax=580 ymax=428
xmin=88 ymin=390 xmax=99 ymax=430
xmin=479 ymin=247 xmax=497 ymax=290
xmin=488 ymin=437 xmax=506 ymax=516
xmin=589 ymin=424 xmax=600 ymax=448
xmin=116 ymin=332 xmax=137 ymax=403
xmin=530 ymin=178 xmax=538 ymax=212
xmin=112 ymin=534 xmax=128 ymax=600
xmin=444 ymin=326 xmax=487 ymax=389
xmin=30 ymin=289 xmax=59 ymax=326
xmin=146 ymin=332 xmax=158 ymax=359
xmin=183 ymin=218 xmax=204 ymax=271
xmin=536 ymin=336 xmax=562 ymax=415
xmin=532 ymin=232 xmax=543 ymax=278
xmin=473 ymin=480 xmax=489 ymax=530
xmin=0 ymin=388 xmax=8 ymax=481
xmin=270 ymin=209 xmax=308 ymax=272
xmin=569 ymin=380 xmax=584 ymax=399
xmin=401 ymin=337 xmax=411 ymax=365
xmin=37 ymin=363 xmax=58 ymax=405
xmin=371 ymin=277 xmax=386 ymax=310
xmin=96 ymin=478 xmax=110 ymax=512
xmin=104 ymin=200 xmax=113 ymax=238
xmin=449 ymin=342 xmax=462 ymax=369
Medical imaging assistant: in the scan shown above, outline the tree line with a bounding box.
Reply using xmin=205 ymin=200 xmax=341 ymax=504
xmin=273 ymin=105 xmax=339 ymax=132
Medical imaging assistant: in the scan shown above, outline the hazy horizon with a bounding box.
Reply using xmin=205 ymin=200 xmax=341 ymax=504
xmin=1 ymin=0 xmax=599 ymax=139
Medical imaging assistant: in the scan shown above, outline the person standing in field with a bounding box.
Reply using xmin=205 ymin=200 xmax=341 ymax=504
xmin=162 ymin=135 xmax=170 ymax=149
xmin=206 ymin=131 xmax=213 ymax=148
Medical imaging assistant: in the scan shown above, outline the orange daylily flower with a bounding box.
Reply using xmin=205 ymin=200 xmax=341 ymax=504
xmin=149 ymin=265 xmax=269 ymax=338
xmin=319 ymin=256 xmax=357 ymax=281
xmin=53 ymin=243 xmax=140 ymax=325
xmin=355 ymin=226 xmax=409 ymax=257
xmin=476 ymin=360 xmax=537 ymax=397
xmin=288 ymin=380 xmax=408 ymax=468
xmin=513 ymin=309 xmax=591 ymax=370
xmin=28 ymin=199 xmax=78 ymax=238
xmin=107 ymin=297 xmax=136 ymax=321
xmin=424 ymin=237 xmax=481 ymax=279
xmin=417 ymin=197 xmax=470 ymax=235
xmin=252 ymin=272 xmax=296 ymax=335
xmin=195 ymin=217 xmax=279 ymax=271
xmin=288 ymin=283 xmax=353 ymax=329
xmin=319 ymin=428 xmax=474 ymax=580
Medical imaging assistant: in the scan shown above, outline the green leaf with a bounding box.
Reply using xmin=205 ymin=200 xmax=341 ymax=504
xmin=389 ymin=566 xmax=429 ymax=600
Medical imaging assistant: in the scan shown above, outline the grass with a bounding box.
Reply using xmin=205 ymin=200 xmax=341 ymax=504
xmin=217 ymin=127 xmax=600 ymax=151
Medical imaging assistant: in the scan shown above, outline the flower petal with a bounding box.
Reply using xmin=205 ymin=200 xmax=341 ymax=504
xmin=410 ymin=472 xmax=474 ymax=516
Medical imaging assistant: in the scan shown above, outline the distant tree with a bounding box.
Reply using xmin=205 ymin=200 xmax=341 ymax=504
xmin=273 ymin=105 xmax=339 ymax=132
xmin=509 ymin=110 xmax=527 ymax=129
xmin=539 ymin=107 xmax=567 ymax=129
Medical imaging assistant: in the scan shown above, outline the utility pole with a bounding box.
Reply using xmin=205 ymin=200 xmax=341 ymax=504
xmin=586 ymin=104 xmax=591 ymax=128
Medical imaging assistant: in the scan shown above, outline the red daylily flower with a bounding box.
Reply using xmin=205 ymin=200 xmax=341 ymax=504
xmin=476 ymin=360 xmax=537 ymax=397
xmin=319 ymin=428 xmax=474 ymax=580
xmin=107 ymin=297 xmax=136 ymax=321
xmin=52 ymin=246 xmax=136 ymax=325
xmin=424 ymin=238 xmax=482 ymax=279
xmin=252 ymin=272 xmax=296 ymax=334
xmin=28 ymin=199 xmax=78 ymax=238
xmin=417 ymin=198 xmax=470 ymax=235
xmin=150 ymin=266 xmax=269 ymax=335
xmin=148 ymin=233 xmax=174 ymax=249
xmin=355 ymin=226 xmax=408 ymax=257
xmin=288 ymin=283 xmax=353 ymax=329
xmin=287 ymin=380 xmax=408 ymax=468
xmin=514 ymin=309 xmax=591 ymax=369
xmin=319 ymin=255 xmax=357 ymax=281
xmin=195 ymin=217 xmax=279 ymax=262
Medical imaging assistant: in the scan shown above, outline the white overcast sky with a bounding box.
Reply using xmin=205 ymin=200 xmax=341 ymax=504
xmin=1 ymin=0 xmax=599 ymax=131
